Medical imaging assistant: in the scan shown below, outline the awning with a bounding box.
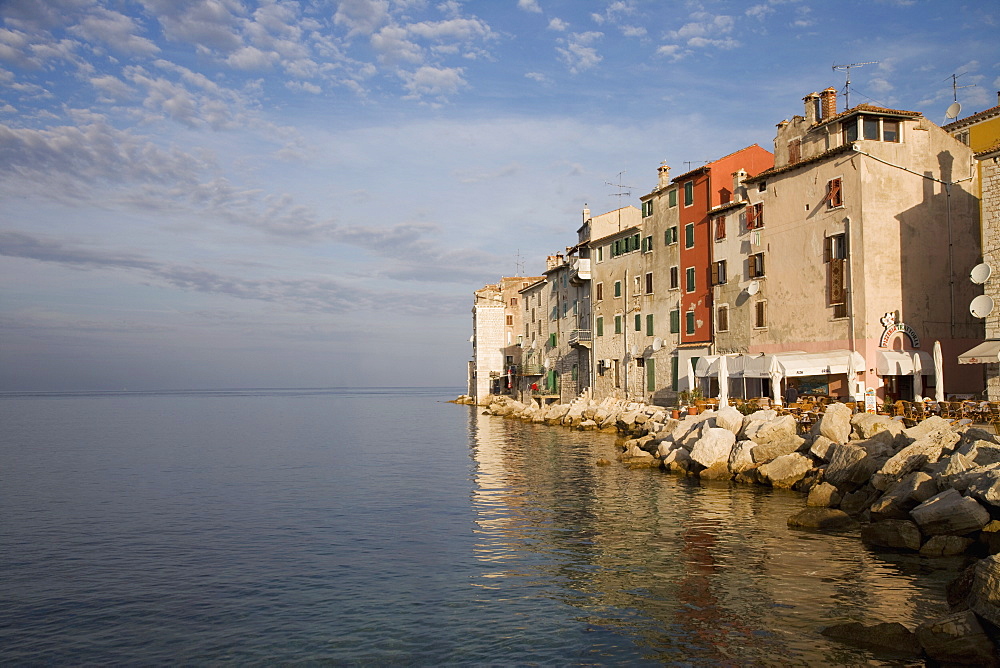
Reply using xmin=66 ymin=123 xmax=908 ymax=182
xmin=776 ymin=350 xmax=866 ymax=377
xmin=958 ymin=341 xmax=1000 ymax=364
xmin=876 ymin=350 xmax=934 ymax=375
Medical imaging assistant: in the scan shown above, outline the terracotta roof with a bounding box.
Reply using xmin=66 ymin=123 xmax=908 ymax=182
xmin=745 ymin=143 xmax=855 ymax=182
xmin=710 ymin=199 xmax=746 ymax=215
xmin=976 ymin=138 xmax=1000 ymax=158
xmin=815 ymin=103 xmax=922 ymax=129
xmin=943 ymin=104 xmax=1000 ymax=132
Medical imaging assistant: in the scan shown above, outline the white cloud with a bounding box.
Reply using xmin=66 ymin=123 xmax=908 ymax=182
xmin=517 ymin=0 xmax=542 ymax=14
xmin=556 ymin=31 xmax=602 ymax=74
xmin=620 ymin=25 xmax=646 ymax=38
xmin=333 ymin=0 xmax=391 ymax=38
xmin=525 ymin=71 xmax=549 ymax=84
xmin=226 ymin=45 xmax=277 ymax=70
xmin=548 ymin=17 xmax=568 ymax=31
xmin=371 ymin=25 xmax=424 ymax=64
xmin=69 ymin=6 xmax=159 ymax=56
xmin=90 ymin=74 xmax=133 ymax=99
xmin=140 ymin=0 xmax=246 ymax=52
xmin=401 ymin=65 xmax=466 ymax=98
xmin=746 ymin=4 xmax=772 ymax=19
xmin=655 ymin=44 xmax=685 ymax=61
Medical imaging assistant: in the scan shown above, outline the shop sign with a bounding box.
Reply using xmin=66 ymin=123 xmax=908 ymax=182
xmin=879 ymin=312 xmax=920 ymax=348
xmin=864 ymin=388 xmax=878 ymax=414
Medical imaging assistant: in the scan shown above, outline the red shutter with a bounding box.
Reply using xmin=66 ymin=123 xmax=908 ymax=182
xmin=746 ymin=205 xmax=757 ymax=230
xmin=827 ymin=178 xmax=842 ymax=207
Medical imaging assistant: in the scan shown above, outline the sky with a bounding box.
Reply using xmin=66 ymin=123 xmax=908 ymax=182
xmin=1 ymin=0 xmax=999 ymax=392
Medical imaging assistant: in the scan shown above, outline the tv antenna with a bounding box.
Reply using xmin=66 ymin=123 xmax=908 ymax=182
xmin=514 ymin=248 xmax=524 ymax=276
xmin=832 ymin=60 xmax=878 ymax=108
xmin=605 ymin=171 xmax=636 ymax=230
xmin=944 ymin=72 xmax=975 ymax=120
xmin=683 ymin=160 xmax=709 ymax=170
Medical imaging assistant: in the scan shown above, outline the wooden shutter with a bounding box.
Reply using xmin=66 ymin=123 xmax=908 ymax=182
xmin=710 ymin=262 xmax=720 ymax=285
xmin=746 ymin=204 xmax=758 ymax=229
xmin=827 ymin=178 xmax=842 ymax=207
xmin=823 ymin=236 xmax=832 ymax=263
xmin=788 ymin=138 xmax=801 ymax=164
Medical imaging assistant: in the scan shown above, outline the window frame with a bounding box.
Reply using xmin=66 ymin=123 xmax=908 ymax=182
xmin=596 ymin=316 xmax=604 ymax=337
xmin=645 ymin=272 xmax=653 ymax=294
xmin=614 ymin=280 xmax=622 ymax=298
xmin=634 ymin=313 xmax=641 ymax=332
xmin=685 ymin=266 xmax=696 ymax=292
xmin=685 ymin=310 xmax=696 ymax=335
xmin=646 ymin=313 xmax=654 ymax=336
xmin=826 ymin=177 xmax=843 ymax=208
xmin=669 ymin=266 xmax=679 ymax=290
xmin=668 ymin=188 xmax=677 ymax=208
xmin=716 ymin=304 xmax=729 ymax=333
xmin=614 ymin=315 xmax=622 ymax=334
xmin=665 ymin=226 xmax=678 ymax=245
xmin=669 ymin=308 xmax=680 ymax=334
xmin=747 ymin=203 xmax=764 ymax=229
xmin=684 ymin=223 xmax=695 ymax=248
xmin=595 ymin=282 xmax=603 ymax=301
xmin=711 ymin=260 xmax=727 ymax=285
xmin=754 ymin=300 xmax=767 ymax=329
xmin=748 ymin=252 xmax=765 ymax=279
xmin=714 ymin=216 xmax=726 ymax=241
xmin=683 ymin=181 xmax=694 ymax=207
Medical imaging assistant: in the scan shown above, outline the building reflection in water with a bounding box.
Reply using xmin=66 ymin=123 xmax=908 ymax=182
xmin=467 ymin=410 xmax=954 ymax=663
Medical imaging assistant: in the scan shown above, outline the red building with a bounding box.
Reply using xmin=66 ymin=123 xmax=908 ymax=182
xmin=673 ymin=145 xmax=773 ymax=347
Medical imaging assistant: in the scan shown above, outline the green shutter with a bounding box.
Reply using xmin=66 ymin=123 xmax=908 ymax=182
xmin=685 ymin=223 xmax=694 ymax=247
xmin=670 ymin=309 xmax=679 ymax=333
xmin=646 ymin=313 xmax=654 ymax=336
xmin=669 ymin=189 xmax=677 ymax=207
xmin=646 ymin=358 xmax=656 ymax=393
xmin=634 ymin=314 xmax=641 ymax=331
xmin=671 ymin=356 xmax=678 ymax=391
xmin=596 ymin=317 xmax=603 ymax=337
xmin=615 ymin=315 xmax=622 ymax=334
xmin=614 ymin=281 xmax=621 ymax=297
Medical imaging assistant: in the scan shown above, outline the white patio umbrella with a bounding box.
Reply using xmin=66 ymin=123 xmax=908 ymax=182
xmin=846 ymin=352 xmax=858 ymax=401
xmin=717 ymin=354 xmax=729 ymax=406
xmin=933 ymin=341 xmax=944 ymax=403
xmin=687 ymin=358 xmax=696 ymax=394
xmin=768 ymin=355 xmax=783 ymax=406
xmin=912 ymin=351 xmax=923 ymax=401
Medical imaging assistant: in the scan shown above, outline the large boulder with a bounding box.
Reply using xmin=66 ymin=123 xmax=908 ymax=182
xmin=968 ymin=554 xmax=1000 ymax=630
xmin=871 ymin=429 xmax=959 ymax=491
xmin=910 ymin=488 xmax=991 ymax=536
xmin=915 ymin=610 xmax=998 ymax=666
xmin=807 ymin=482 xmax=842 ymax=507
xmin=840 ymin=485 xmax=881 ymax=516
xmin=904 ymin=415 xmax=953 ymax=441
xmin=787 ymin=507 xmax=858 ymax=531
xmin=869 ymin=472 xmax=938 ymax=520
xmin=919 ymin=535 xmax=974 ymax=557
xmin=661 ymin=447 xmax=692 ymax=474
xmin=860 ymin=519 xmax=922 ymax=551
xmin=963 ymin=467 xmax=1000 ymax=509
xmin=819 ymin=402 xmax=853 ymax=444
xmin=758 ymin=452 xmax=813 ymax=489
xmin=820 ymin=621 xmax=922 ymax=658
xmin=688 ymin=428 xmax=736 ymax=468
xmin=699 ymin=460 xmax=733 ymax=480
xmin=714 ymin=405 xmax=744 ymax=435
xmin=728 ymin=440 xmax=757 ymax=475
xmin=809 ymin=435 xmax=836 ymax=461
xmin=824 ymin=443 xmax=883 ymax=492
xmin=852 ymin=412 xmax=905 ymax=442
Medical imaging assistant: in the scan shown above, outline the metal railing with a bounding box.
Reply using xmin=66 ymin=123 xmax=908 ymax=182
xmin=568 ymin=329 xmax=592 ymax=346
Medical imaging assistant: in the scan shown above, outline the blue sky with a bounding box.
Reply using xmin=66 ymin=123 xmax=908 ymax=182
xmin=1 ymin=0 xmax=998 ymax=391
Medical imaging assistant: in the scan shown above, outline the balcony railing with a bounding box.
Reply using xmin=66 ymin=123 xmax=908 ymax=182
xmin=568 ymin=329 xmax=592 ymax=346
xmin=519 ymin=364 xmax=544 ymax=375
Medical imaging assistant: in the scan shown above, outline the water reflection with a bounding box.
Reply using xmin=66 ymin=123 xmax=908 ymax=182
xmin=468 ymin=410 xmax=954 ymax=665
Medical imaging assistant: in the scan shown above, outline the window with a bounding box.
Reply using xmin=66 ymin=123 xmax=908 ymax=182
xmin=562 ymin=302 xmax=568 ymax=318
xmin=863 ymin=117 xmax=879 ymax=140
xmin=843 ymin=118 xmax=859 ymax=143
xmin=525 ymin=324 xmax=529 ymax=338
xmin=614 ymin=315 xmax=622 ymax=334
xmin=646 ymin=313 xmax=654 ymax=336
xmin=758 ymin=180 xmax=767 ymax=193
xmin=596 ymin=316 xmax=604 ymax=337
xmin=754 ymin=300 xmax=767 ymax=328
xmin=883 ymin=119 xmax=899 ymax=142
xmin=549 ymin=332 xmax=557 ymax=346
xmin=714 ymin=216 xmax=726 ymax=241
xmin=685 ymin=223 xmax=695 ymax=248
xmin=747 ymin=203 xmax=764 ymax=229
xmin=826 ymin=178 xmax=843 ymax=208
xmin=633 ymin=275 xmax=641 ymax=295
xmin=717 ymin=305 xmax=729 ymax=332
xmin=826 ymin=233 xmax=847 ymax=308
xmin=711 ymin=260 xmax=727 ymax=285
xmin=669 ymin=266 xmax=679 ymax=290
xmin=642 ymin=200 xmax=653 ymax=217
xmin=686 ymin=266 xmax=696 ymax=292
xmin=669 ymin=309 xmax=680 ymax=334
xmin=595 ymin=282 xmax=603 ymax=301
xmin=685 ymin=310 xmax=695 ymax=335
xmin=506 ymin=315 xmax=513 ymax=326
xmin=642 ymin=235 xmax=653 ymax=253
xmin=614 ymin=281 xmax=621 ymax=297
xmin=572 ymin=364 xmax=578 ymax=381
xmin=749 ymin=252 xmax=765 ymax=278
xmin=634 ymin=314 xmax=641 ymax=331
xmin=572 ymin=300 xmax=578 ymax=315
xmin=636 ymin=357 xmax=645 ymax=368
xmin=597 ymin=246 xmax=604 ymax=262
xmin=668 ymin=188 xmax=677 ymax=207
xmin=531 ymin=308 xmax=535 ymax=323
xmin=665 ymin=226 xmax=678 ymax=245
xmin=510 ymin=297 xmax=517 ymax=306
xmin=684 ymin=181 xmax=694 ymax=206
xmin=645 ymin=272 xmax=653 ymax=294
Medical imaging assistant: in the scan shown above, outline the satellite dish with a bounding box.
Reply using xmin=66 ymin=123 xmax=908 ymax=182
xmin=946 ymin=101 xmax=962 ymax=120
xmin=971 ymin=262 xmax=993 ymax=285
xmin=746 ymin=280 xmax=760 ymax=296
xmin=630 ymin=345 xmax=638 ymax=357
xmin=469 ymin=335 xmax=475 ymax=343
xmin=542 ymin=358 xmax=549 ymax=369
xmin=529 ymin=339 xmax=536 ymax=350
xmin=652 ymin=337 xmax=663 ymax=352
xmin=970 ymin=295 xmax=995 ymax=318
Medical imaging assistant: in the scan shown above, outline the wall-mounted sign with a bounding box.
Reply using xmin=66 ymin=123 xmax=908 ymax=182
xmin=879 ymin=312 xmax=920 ymax=348
xmin=865 ymin=388 xmax=878 ymax=414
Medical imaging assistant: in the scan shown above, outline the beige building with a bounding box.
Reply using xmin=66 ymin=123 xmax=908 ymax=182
xmin=739 ymin=88 xmax=982 ymax=402
xmin=469 ymin=276 xmax=542 ymax=403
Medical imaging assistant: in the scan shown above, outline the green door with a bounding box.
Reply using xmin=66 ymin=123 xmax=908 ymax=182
xmin=646 ymin=358 xmax=656 ymax=393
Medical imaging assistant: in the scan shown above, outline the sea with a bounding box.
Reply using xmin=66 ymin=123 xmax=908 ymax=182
xmin=0 ymin=386 xmax=963 ymax=665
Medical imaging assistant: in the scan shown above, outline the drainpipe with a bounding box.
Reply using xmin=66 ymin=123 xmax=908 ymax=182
xmin=846 ymin=215 xmax=858 ymax=399
xmin=623 ymin=268 xmax=629 ymax=399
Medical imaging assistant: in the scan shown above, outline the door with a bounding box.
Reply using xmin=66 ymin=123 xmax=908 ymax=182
xmin=646 ymin=358 xmax=656 ymax=394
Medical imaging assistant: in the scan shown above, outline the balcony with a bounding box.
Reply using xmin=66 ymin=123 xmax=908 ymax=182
xmin=519 ymin=364 xmax=544 ymax=375
xmin=569 ymin=258 xmax=591 ymax=285
xmin=568 ymin=329 xmax=592 ymax=347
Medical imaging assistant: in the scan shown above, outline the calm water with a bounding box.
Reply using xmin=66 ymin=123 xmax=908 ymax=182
xmin=1 ymin=387 xmax=959 ymax=665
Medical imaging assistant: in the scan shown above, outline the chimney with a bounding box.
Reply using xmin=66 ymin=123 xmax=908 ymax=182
xmin=803 ymin=92 xmax=820 ymax=123
xmin=657 ymin=163 xmax=671 ymax=188
xmin=820 ymin=87 xmax=838 ymax=119
xmin=582 ymin=206 xmax=590 ymax=223
xmin=732 ymin=169 xmax=747 ymax=202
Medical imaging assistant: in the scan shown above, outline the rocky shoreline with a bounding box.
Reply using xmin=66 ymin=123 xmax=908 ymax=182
xmin=455 ymin=392 xmax=1000 ymax=665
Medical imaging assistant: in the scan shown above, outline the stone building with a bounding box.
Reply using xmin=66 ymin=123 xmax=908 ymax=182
xmin=740 ymin=88 xmax=982 ymax=402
